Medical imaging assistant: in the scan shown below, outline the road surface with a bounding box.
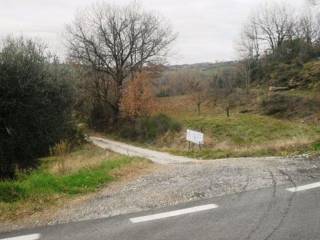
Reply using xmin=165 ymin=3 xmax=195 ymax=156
xmin=1 ymin=180 xmax=320 ymax=240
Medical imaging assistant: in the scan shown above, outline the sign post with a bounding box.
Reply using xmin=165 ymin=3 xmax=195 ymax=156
xmin=186 ymin=129 xmax=204 ymax=150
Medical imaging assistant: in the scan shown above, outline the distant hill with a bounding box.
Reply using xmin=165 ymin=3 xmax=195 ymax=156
xmin=166 ymin=61 xmax=238 ymax=75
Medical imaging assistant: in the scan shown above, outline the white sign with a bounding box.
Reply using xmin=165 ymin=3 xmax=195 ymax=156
xmin=186 ymin=129 xmax=204 ymax=145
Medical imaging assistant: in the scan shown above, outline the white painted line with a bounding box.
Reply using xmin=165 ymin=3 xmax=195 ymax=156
xmin=0 ymin=234 xmax=41 ymax=240
xmin=130 ymin=204 xmax=218 ymax=223
xmin=287 ymin=182 xmax=320 ymax=192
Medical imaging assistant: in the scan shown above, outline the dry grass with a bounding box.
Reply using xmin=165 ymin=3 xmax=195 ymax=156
xmin=156 ymin=95 xmax=216 ymax=118
xmin=156 ymin=91 xmax=260 ymax=120
xmin=155 ymin=130 xmax=314 ymax=159
xmin=45 ymin=144 xmax=118 ymax=174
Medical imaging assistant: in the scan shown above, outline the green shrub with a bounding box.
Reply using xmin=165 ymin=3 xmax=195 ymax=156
xmin=0 ymin=37 xmax=75 ymax=179
xmin=119 ymin=114 xmax=181 ymax=141
xmin=0 ymin=182 xmax=26 ymax=202
xmin=313 ymin=142 xmax=320 ymax=151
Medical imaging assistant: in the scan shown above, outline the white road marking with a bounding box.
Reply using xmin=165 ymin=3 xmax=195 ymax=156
xmin=130 ymin=204 xmax=218 ymax=223
xmin=0 ymin=234 xmax=41 ymax=240
xmin=287 ymin=182 xmax=320 ymax=192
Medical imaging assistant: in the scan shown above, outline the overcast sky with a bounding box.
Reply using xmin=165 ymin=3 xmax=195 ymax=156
xmin=1 ymin=0 xmax=308 ymax=64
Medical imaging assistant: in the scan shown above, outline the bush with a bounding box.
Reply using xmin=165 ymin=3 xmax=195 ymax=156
xmin=260 ymin=94 xmax=320 ymax=119
xmin=0 ymin=37 xmax=75 ymax=179
xmin=119 ymin=114 xmax=181 ymax=142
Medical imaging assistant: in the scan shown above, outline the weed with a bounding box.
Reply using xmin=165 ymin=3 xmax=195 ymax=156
xmin=50 ymin=140 xmax=71 ymax=174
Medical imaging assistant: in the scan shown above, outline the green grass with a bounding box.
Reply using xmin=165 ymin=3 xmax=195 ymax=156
xmin=155 ymin=113 xmax=320 ymax=160
xmin=0 ymin=145 xmax=150 ymax=220
xmin=152 ymin=92 xmax=320 ymax=159
xmin=0 ymin=157 xmax=135 ymax=203
xmin=183 ymin=114 xmax=319 ymax=145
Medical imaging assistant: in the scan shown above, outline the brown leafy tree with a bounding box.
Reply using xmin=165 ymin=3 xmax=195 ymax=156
xmin=120 ymin=71 xmax=156 ymax=119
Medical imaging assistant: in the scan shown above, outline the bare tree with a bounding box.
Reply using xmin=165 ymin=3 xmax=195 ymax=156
xmin=297 ymin=10 xmax=320 ymax=44
xmin=236 ymin=1 xmax=306 ymax=91
xmin=237 ymin=18 xmax=261 ymax=93
xmin=186 ymin=71 xmax=208 ymax=115
xmin=239 ymin=17 xmax=260 ymax=60
xmin=66 ymin=2 xmax=176 ymax=120
xmin=209 ymin=69 xmax=238 ymax=117
xmin=251 ymin=2 xmax=296 ymax=54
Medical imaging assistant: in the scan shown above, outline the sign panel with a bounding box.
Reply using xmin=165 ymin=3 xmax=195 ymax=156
xmin=186 ymin=129 xmax=204 ymax=145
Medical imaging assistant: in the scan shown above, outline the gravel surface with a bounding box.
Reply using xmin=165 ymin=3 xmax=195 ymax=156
xmin=90 ymin=137 xmax=195 ymax=164
xmin=1 ymin=137 xmax=320 ymax=233
xmin=49 ymin=155 xmax=320 ymax=224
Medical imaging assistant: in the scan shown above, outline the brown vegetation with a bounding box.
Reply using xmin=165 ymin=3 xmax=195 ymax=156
xmin=120 ymin=72 xmax=156 ymax=118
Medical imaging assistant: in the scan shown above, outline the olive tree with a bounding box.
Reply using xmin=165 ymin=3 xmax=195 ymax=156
xmin=66 ymin=2 xmax=176 ymax=122
xmin=0 ymin=37 xmax=74 ymax=179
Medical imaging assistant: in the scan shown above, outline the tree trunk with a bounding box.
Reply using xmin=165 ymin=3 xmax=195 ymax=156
xmin=197 ymin=103 xmax=201 ymax=115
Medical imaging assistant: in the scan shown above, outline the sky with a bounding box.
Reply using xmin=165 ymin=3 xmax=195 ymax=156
xmin=0 ymin=0 xmax=308 ymax=64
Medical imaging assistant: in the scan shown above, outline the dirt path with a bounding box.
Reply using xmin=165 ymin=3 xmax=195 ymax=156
xmin=90 ymin=136 xmax=285 ymax=165
xmin=90 ymin=136 xmax=196 ymax=164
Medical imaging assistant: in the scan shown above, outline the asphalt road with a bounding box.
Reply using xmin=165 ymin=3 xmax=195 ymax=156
xmin=1 ymin=181 xmax=320 ymax=240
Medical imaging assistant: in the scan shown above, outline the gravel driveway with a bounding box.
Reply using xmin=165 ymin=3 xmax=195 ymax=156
xmin=90 ymin=136 xmax=195 ymax=164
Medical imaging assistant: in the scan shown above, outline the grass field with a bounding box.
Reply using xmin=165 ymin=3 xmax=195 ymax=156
xmin=0 ymin=144 xmax=151 ymax=221
xmin=153 ymin=95 xmax=320 ymax=159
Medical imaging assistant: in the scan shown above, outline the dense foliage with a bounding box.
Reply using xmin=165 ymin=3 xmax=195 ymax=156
xmin=0 ymin=38 xmax=75 ymax=179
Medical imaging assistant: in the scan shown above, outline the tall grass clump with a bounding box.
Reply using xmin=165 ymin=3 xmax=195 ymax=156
xmin=49 ymin=140 xmax=72 ymax=174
